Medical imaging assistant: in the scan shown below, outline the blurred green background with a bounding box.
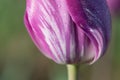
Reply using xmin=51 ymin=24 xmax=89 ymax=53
xmin=0 ymin=0 xmax=120 ymax=80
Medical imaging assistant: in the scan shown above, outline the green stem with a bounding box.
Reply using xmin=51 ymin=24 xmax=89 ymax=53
xmin=67 ymin=64 xmax=79 ymax=80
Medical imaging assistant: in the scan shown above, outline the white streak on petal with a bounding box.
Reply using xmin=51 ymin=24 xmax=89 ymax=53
xmin=38 ymin=0 xmax=68 ymax=62
xmin=89 ymin=29 xmax=103 ymax=64
xmin=39 ymin=24 xmax=62 ymax=63
xmin=27 ymin=0 xmax=35 ymax=18
xmin=80 ymin=46 xmax=84 ymax=57
xmin=69 ymin=26 xmax=76 ymax=62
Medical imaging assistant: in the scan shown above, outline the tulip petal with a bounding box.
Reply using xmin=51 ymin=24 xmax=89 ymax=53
xmin=66 ymin=0 xmax=111 ymax=63
xmin=24 ymin=0 xmax=85 ymax=64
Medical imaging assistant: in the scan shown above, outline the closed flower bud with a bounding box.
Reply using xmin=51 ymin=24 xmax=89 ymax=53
xmin=24 ymin=0 xmax=111 ymax=64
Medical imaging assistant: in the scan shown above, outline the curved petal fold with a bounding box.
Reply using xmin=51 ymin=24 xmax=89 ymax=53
xmin=66 ymin=0 xmax=111 ymax=63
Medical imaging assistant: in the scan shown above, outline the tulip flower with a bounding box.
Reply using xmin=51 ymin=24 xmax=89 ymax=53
xmin=24 ymin=0 xmax=111 ymax=79
xmin=24 ymin=0 xmax=111 ymax=64
xmin=107 ymin=0 xmax=120 ymax=15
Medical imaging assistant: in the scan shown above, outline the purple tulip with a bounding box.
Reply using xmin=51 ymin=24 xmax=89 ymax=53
xmin=107 ymin=0 xmax=120 ymax=14
xmin=24 ymin=0 xmax=111 ymax=64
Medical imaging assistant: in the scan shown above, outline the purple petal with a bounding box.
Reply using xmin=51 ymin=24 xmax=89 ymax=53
xmin=107 ymin=0 xmax=120 ymax=14
xmin=24 ymin=0 xmax=85 ymax=64
xmin=66 ymin=0 xmax=111 ymax=64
